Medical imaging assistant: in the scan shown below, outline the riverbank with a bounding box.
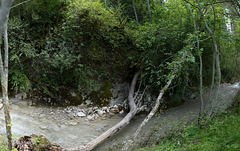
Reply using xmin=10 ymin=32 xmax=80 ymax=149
xmin=136 ymin=101 xmax=240 ymax=151
xmin=0 ymin=82 xmax=239 ymax=150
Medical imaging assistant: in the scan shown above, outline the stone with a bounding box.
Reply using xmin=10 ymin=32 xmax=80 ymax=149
xmin=94 ymin=114 xmax=99 ymax=120
xmin=109 ymin=112 xmax=115 ymax=116
xmin=14 ymin=134 xmax=64 ymax=151
xmin=87 ymin=108 xmax=93 ymax=114
xmin=77 ymin=112 xmax=86 ymax=117
xmin=0 ymin=103 xmax=3 ymax=109
xmin=85 ymin=100 xmax=92 ymax=105
xmin=97 ymin=110 xmax=104 ymax=117
xmin=66 ymin=110 xmax=72 ymax=114
xmin=103 ymin=124 xmax=108 ymax=127
xmin=40 ymin=125 xmax=48 ymax=130
xmin=102 ymin=107 xmax=108 ymax=111
xmin=87 ymin=115 xmax=93 ymax=121
xmin=15 ymin=92 xmax=27 ymax=100
xmin=110 ymin=108 xmax=117 ymax=113
xmin=95 ymin=126 xmax=105 ymax=132
xmin=39 ymin=114 xmax=45 ymax=118
xmin=68 ymin=120 xmax=78 ymax=126
xmin=93 ymin=107 xmax=98 ymax=111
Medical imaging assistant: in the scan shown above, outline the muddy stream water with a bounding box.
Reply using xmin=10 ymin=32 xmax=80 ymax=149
xmin=0 ymin=82 xmax=240 ymax=150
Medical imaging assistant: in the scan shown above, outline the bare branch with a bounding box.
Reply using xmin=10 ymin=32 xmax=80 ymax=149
xmin=182 ymin=0 xmax=198 ymax=9
xmin=11 ymin=0 xmax=32 ymax=9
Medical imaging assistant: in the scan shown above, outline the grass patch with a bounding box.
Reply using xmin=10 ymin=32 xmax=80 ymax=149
xmin=0 ymin=134 xmax=7 ymax=151
xmin=137 ymin=107 xmax=240 ymax=151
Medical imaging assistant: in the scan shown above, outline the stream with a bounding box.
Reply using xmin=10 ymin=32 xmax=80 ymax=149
xmin=0 ymin=82 xmax=240 ymax=150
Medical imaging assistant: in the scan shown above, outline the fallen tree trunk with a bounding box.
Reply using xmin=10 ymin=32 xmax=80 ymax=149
xmin=68 ymin=71 xmax=140 ymax=151
xmin=123 ymin=70 xmax=179 ymax=151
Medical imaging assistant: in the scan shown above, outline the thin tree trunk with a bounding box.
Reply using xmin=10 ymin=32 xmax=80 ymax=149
xmin=147 ymin=0 xmax=152 ymax=22
xmin=132 ymin=0 xmax=139 ymax=25
xmin=196 ymin=0 xmax=221 ymax=101
xmin=188 ymin=4 xmax=204 ymax=121
xmin=68 ymin=71 xmax=140 ymax=151
xmin=210 ymin=51 xmax=216 ymax=91
xmin=195 ymin=0 xmax=221 ymax=119
xmin=3 ymin=14 xmax=12 ymax=151
xmin=0 ymin=1 xmax=14 ymax=150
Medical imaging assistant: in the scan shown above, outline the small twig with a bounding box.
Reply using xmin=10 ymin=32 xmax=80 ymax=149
xmin=183 ymin=0 xmax=198 ymax=9
xmin=11 ymin=0 xmax=32 ymax=9
xmin=136 ymin=86 xmax=148 ymax=108
xmin=201 ymin=36 xmax=211 ymax=42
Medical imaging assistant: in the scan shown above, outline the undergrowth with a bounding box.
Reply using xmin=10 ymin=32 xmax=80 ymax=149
xmin=137 ymin=106 xmax=240 ymax=151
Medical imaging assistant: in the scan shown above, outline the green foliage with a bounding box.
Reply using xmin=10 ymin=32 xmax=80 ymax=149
xmin=0 ymin=134 xmax=7 ymax=151
xmin=129 ymin=2 xmax=199 ymax=101
xmin=7 ymin=0 xmax=132 ymax=105
xmin=220 ymin=20 xmax=240 ymax=82
xmin=10 ymin=70 xmax=31 ymax=93
xmin=6 ymin=0 xmax=240 ymax=106
xmin=0 ymin=134 xmax=18 ymax=151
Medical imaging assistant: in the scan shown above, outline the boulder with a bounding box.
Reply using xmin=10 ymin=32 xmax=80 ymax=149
xmin=87 ymin=115 xmax=93 ymax=121
xmin=69 ymin=120 xmax=78 ymax=126
xmin=77 ymin=112 xmax=86 ymax=117
xmin=14 ymin=134 xmax=63 ymax=151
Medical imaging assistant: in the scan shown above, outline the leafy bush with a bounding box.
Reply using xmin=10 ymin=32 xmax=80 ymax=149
xmin=8 ymin=0 xmax=132 ymax=105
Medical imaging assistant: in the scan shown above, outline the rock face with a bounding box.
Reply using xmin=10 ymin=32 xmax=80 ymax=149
xmin=15 ymin=93 xmax=27 ymax=100
xmin=109 ymin=83 xmax=129 ymax=106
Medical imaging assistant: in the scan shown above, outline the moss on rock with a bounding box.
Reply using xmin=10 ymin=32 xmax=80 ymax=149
xmin=14 ymin=134 xmax=63 ymax=151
